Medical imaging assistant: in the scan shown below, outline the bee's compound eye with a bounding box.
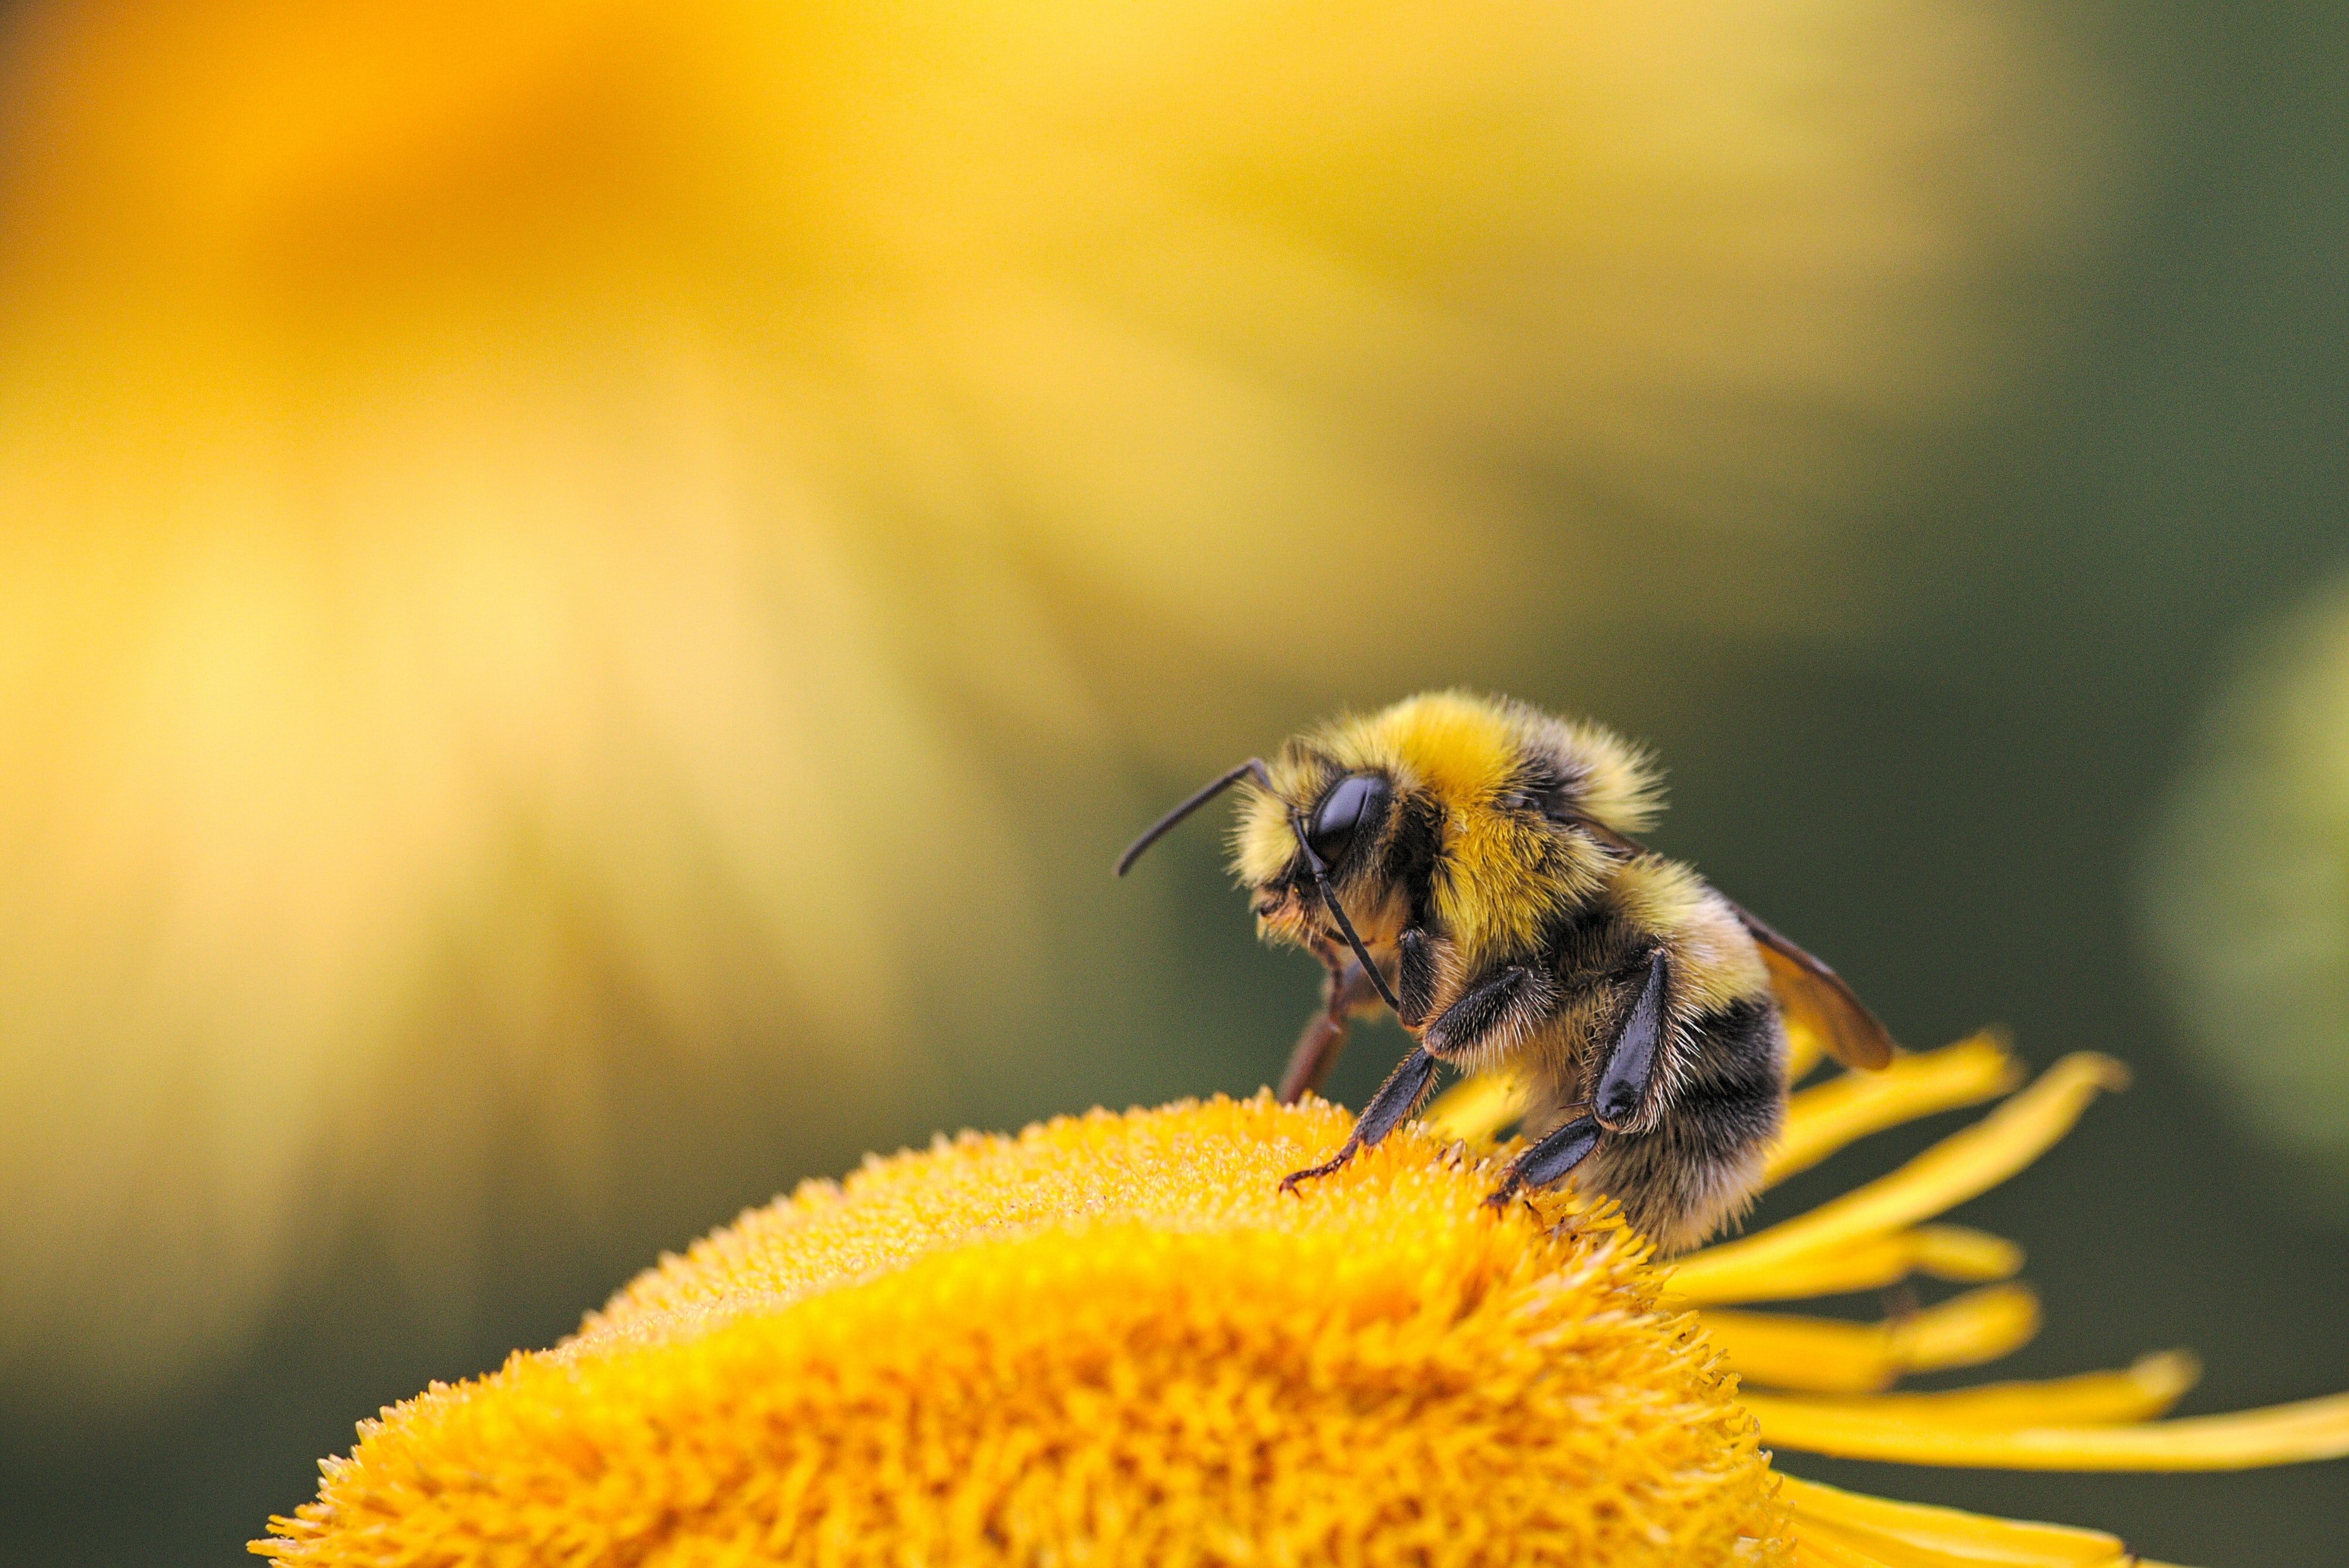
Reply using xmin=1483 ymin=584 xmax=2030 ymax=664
xmin=1307 ymin=773 xmax=1388 ymax=863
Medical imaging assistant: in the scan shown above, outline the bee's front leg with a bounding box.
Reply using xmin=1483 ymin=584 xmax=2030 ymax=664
xmin=1276 ymin=952 xmax=1389 ymax=1104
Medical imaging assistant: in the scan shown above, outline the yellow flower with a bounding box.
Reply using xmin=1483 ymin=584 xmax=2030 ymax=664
xmin=261 ymin=1095 xmax=1783 ymax=1566
xmin=257 ymin=1034 xmax=2348 ymax=1567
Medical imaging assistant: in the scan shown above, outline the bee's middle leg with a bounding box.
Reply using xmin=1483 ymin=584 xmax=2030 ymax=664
xmin=1485 ymin=949 xmax=1672 ymax=1210
xmin=1420 ymin=961 xmax=1556 ymax=1061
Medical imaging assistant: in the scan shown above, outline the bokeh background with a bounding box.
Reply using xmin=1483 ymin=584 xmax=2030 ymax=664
xmin=0 ymin=1 xmax=2343 ymax=1563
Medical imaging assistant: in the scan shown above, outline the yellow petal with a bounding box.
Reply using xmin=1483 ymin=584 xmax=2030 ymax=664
xmin=1794 ymin=1518 xmax=2132 ymax=1567
xmin=1889 ymin=1284 xmax=2044 ymax=1377
xmin=1674 ymin=1055 xmax=2128 ymax=1300
xmin=1779 ymin=1474 xmax=2133 ymax=1567
xmin=1784 ymin=1018 xmax=1829 ymax=1086
xmin=1793 ymin=1533 xmax=1897 ymax=1567
xmin=1769 ymin=1033 xmax=2024 ymax=1187
xmin=1671 ymin=1224 xmax=2021 ymax=1308
xmin=1753 ymin=1352 xmax=2199 ymax=1430
xmin=1420 ymin=1068 xmax=1526 ymax=1146
xmin=1748 ymin=1388 xmax=2349 ymax=1469
xmin=1704 ymin=1284 xmax=2039 ymax=1395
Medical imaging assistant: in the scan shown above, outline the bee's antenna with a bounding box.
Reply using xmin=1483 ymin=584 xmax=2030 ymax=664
xmin=1295 ymin=826 xmax=1403 ymax=1013
xmin=1115 ymin=758 xmax=1273 ymax=876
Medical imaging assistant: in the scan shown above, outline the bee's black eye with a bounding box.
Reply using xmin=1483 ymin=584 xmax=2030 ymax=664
xmin=1307 ymin=773 xmax=1388 ymax=864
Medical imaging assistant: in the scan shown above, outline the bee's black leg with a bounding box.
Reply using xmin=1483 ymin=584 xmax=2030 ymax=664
xmin=1484 ymin=1114 xmax=1602 ymax=1210
xmin=1420 ymin=963 xmax=1549 ymax=1061
xmin=1480 ymin=951 xmax=1667 ymax=1211
xmin=1594 ymin=950 xmax=1671 ymax=1132
xmin=1280 ymin=1045 xmax=1439 ymax=1193
xmin=1277 ymin=957 xmax=1388 ymax=1103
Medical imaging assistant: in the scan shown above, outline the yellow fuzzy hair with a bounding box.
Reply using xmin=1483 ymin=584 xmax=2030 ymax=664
xmin=1611 ymin=856 xmax=1766 ymax=1010
xmin=1231 ymin=692 xmax=1665 ymax=967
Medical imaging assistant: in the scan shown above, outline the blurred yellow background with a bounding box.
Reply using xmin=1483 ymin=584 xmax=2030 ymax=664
xmin=0 ymin=2 xmax=2343 ymax=1565
xmin=0 ymin=0 xmax=2091 ymax=1399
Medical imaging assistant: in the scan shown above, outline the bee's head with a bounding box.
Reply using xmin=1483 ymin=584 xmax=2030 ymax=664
xmin=1231 ymin=762 xmax=1400 ymax=936
xmin=1115 ymin=750 xmax=1412 ymax=1008
xmin=1117 ymin=692 xmax=1661 ymax=987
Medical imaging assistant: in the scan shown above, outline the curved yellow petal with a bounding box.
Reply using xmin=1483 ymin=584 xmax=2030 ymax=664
xmin=1792 ymin=1533 xmax=1897 ymax=1568
xmin=1748 ymin=1388 xmax=2349 ymax=1469
xmin=1795 ymin=1519 xmax=2134 ymax=1568
xmin=1779 ymin=1474 xmax=2135 ymax=1567
xmin=1769 ymin=1033 xmax=2023 ymax=1187
xmin=1889 ymin=1284 xmax=2043 ymax=1376
xmin=1900 ymin=1225 xmax=2030 ymax=1285
xmin=1675 ymin=1055 xmax=2128 ymax=1298
xmin=1704 ymin=1285 xmax=2040 ymax=1395
xmin=1671 ymin=1224 xmax=2022 ymax=1308
xmin=1754 ymin=1352 xmax=2199 ymax=1431
xmin=1784 ymin=1019 xmax=1830 ymax=1087
xmin=1795 ymin=1520 xmax=2131 ymax=1567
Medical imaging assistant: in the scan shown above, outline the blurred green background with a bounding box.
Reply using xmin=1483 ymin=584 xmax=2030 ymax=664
xmin=1 ymin=1 xmax=2344 ymax=1564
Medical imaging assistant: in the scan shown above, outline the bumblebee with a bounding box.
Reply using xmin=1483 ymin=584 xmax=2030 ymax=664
xmin=1116 ymin=691 xmax=1892 ymax=1250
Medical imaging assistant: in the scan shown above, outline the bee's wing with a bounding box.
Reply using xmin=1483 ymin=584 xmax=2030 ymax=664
xmin=1557 ymin=811 xmax=1893 ymax=1072
xmin=1729 ymin=907 xmax=1894 ymax=1071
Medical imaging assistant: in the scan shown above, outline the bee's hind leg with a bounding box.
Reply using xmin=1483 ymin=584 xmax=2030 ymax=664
xmin=1483 ymin=1115 xmax=1601 ymax=1210
xmin=1594 ymin=951 xmax=1671 ymax=1131
xmin=1280 ymin=1046 xmax=1439 ymax=1194
xmin=1485 ymin=949 xmax=1671 ymax=1211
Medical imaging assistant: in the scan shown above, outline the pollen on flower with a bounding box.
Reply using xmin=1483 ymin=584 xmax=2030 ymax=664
xmin=255 ymin=1094 xmax=1787 ymax=1567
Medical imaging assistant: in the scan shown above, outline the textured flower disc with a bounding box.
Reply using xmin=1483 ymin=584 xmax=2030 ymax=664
xmin=259 ymin=1095 xmax=1786 ymax=1567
